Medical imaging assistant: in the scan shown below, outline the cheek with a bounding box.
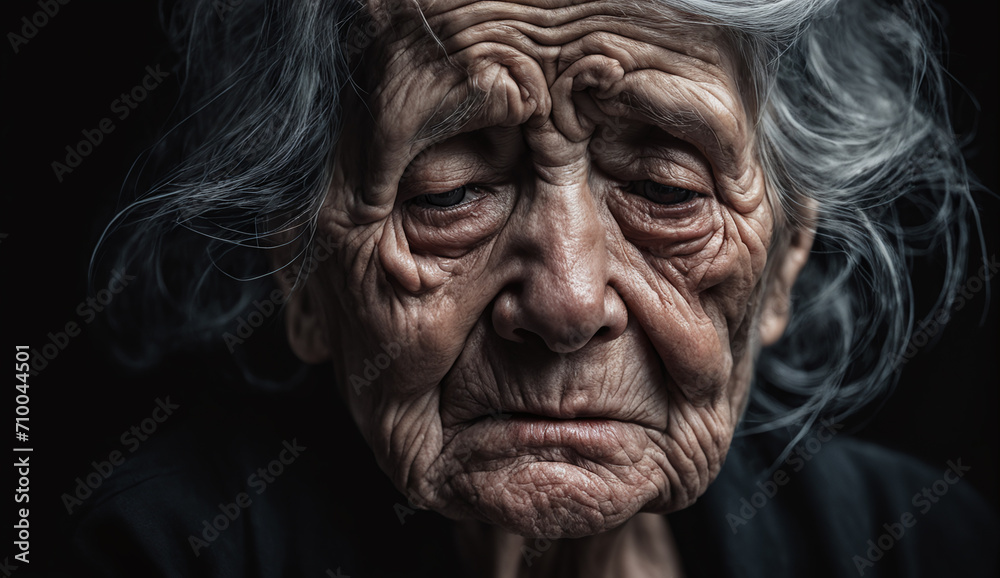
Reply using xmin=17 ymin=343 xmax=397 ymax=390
xmin=309 ymin=202 xmax=508 ymax=485
xmin=607 ymin=189 xmax=772 ymax=410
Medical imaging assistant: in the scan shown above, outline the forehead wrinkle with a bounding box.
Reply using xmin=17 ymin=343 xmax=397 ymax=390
xmin=420 ymin=0 xmax=721 ymax=58
xmin=441 ymin=23 xmax=565 ymax=83
xmin=428 ymin=0 xmax=623 ymax=40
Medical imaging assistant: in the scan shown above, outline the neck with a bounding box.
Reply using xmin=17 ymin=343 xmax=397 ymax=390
xmin=457 ymin=513 xmax=686 ymax=578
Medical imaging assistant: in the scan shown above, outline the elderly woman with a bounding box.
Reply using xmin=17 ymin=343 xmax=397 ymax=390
xmin=69 ymin=0 xmax=995 ymax=575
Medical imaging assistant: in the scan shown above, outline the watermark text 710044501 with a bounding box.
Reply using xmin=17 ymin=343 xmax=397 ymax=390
xmin=13 ymin=346 xmax=33 ymax=566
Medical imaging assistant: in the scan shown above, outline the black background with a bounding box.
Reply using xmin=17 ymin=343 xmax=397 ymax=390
xmin=2 ymin=0 xmax=997 ymax=572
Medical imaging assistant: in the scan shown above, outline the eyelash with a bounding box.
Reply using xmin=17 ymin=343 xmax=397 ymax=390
xmin=413 ymin=179 xmax=701 ymax=210
xmin=627 ymin=180 xmax=701 ymax=206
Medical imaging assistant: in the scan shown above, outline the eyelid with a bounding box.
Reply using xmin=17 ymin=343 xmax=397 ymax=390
xmin=408 ymin=183 xmax=490 ymax=211
xmin=398 ymin=175 xmax=474 ymax=203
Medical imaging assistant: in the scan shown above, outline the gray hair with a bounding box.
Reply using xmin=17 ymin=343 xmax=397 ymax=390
xmin=97 ymin=0 xmax=982 ymax=442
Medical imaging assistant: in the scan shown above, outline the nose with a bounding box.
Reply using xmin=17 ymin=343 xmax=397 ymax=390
xmin=491 ymin=183 xmax=627 ymax=353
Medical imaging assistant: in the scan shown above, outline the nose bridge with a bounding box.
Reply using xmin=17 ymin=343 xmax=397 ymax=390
xmin=530 ymin=179 xmax=605 ymax=289
xmin=514 ymin=176 xmax=612 ymax=352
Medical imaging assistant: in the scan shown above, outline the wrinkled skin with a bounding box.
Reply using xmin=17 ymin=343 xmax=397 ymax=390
xmin=279 ymin=0 xmax=813 ymax=553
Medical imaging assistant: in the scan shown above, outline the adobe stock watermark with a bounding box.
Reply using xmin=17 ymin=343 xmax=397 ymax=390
xmin=394 ymin=491 xmax=424 ymax=526
xmin=7 ymin=0 xmax=70 ymax=54
xmin=726 ymin=418 xmax=844 ymax=534
xmin=0 ymin=555 xmax=21 ymax=576
xmin=222 ymin=234 xmax=340 ymax=352
xmin=60 ymin=397 xmax=180 ymax=514
xmin=894 ymin=253 xmax=998 ymax=370
xmin=349 ymin=342 xmax=402 ymax=395
xmin=28 ymin=269 xmax=135 ymax=376
xmin=187 ymin=439 xmax=307 ymax=556
xmin=851 ymin=458 xmax=972 ymax=575
xmin=51 ymin=63 xmax=170 ymax=182
xmin=521 ymin=530 xmax=573 ymax=568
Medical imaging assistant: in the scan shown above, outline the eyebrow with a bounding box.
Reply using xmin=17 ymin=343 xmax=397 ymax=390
xmin=411 ymin=86 xmax=491 ymax=144
xmin=613 ymin=85 xmax=744 ymax=173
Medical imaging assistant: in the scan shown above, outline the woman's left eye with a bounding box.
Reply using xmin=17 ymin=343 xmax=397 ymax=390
xmin=630 ymin=181 xmax=699 ymax=205
xmin=415 ymin=185 xmax=471 ymax=208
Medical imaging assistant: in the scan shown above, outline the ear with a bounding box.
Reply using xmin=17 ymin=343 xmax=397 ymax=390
xmin=268 ymin=233 xmax=331 ymax=364
xmin=758 ymin=212 xmax=816 ymax=347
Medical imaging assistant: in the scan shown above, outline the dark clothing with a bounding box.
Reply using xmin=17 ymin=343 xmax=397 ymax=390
xmin=671 ymin=428 xmax=998 ymax=577
xmin=58 ymin=394 xmax=998 ymax=577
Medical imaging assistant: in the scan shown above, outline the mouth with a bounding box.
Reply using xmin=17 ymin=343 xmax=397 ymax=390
xmin=458 ymin=411 xmax=659 ymax=464
xmin=505 ymin=413 xmax=634 ymax=445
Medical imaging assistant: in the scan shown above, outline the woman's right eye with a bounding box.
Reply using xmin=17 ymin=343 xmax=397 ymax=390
xmin=414 ymin=186 xmax=470 ymax=208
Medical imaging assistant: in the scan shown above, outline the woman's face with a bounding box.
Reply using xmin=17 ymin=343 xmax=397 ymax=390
xmin=282 ymin=0 xmax=812 ymax=539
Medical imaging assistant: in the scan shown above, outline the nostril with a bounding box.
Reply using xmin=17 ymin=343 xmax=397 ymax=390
xmin=512 ymin=328 xmax=532 ymax=344
xmin=595 ymin=326 xmax=610 ymax=337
